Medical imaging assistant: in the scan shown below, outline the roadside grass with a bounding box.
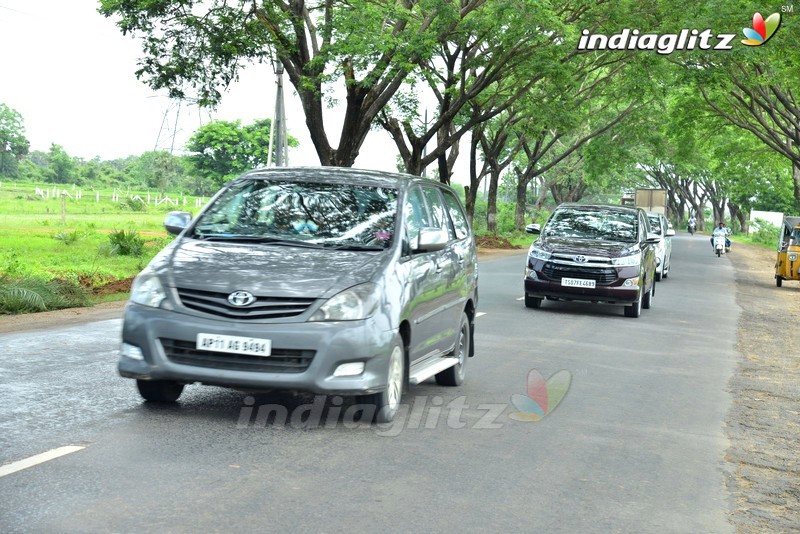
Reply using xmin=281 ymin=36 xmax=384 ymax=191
xmin=0 ymin=182 xmax=192 ymax=314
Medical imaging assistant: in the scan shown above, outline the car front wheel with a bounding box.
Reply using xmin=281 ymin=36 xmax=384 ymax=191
xmin=136 ymin=379 xmax=184 ymax=402
xmin=524 ymin=294 xmax=542 ymax=308
xmin=624 ymin=292 xmax=642 ymax=318
xmin=360 ymin=339 xmax=405 ymax=423
xmin=642 ymin=279 xmax=654 ymax=309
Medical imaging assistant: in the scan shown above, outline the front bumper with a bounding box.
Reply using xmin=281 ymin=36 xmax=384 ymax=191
xmin=119 ymin=303 xmax=395 ymax=395
xmin=524 ymin=258 xmax=641 ymax=305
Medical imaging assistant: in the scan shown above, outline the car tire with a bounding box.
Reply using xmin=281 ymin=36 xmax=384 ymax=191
xmin=359 ymin=338 xmax=405 ymax=424
xmin=642 ymin=279 xmax=654 ymax=309
xmin=136 ymin=379 xmax=184 ymax=402
xmin=524 ymin=295 xmax=542 ymax=308
xmin=436 ymin=312 xmax=470 ymax=387
xmin=656 ymin=271 xmax=663 ymax=282
xmin=777 ymin=276 xmax=783 ymax=288
xmin=624 ymin=292 xmax=642 ymax=318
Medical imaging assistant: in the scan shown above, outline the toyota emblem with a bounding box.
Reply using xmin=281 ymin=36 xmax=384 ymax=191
xmin=574 ymin=255 xmax=587 ymax=263
xmin=228 ymin=290 xmax=256 ymax=307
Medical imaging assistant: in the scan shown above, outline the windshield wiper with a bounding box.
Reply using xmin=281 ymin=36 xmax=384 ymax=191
xmin=324 ymin=243 xmax=386 ymax=251
xmin=191 ymin=234 xmax=324 ymax=248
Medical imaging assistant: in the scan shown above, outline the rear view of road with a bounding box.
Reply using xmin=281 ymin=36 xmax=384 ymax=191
xmin=0 ymin=235 xmax=740 ymax=532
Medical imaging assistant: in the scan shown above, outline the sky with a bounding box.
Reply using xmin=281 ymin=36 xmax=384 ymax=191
xmin=0 ymin=0 xmax=403 ymax=172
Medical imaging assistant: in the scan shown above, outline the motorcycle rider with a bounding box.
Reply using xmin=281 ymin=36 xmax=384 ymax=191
xmin=711 ymin=222 xmax=731 ymax=250
xmin=688 ymin=214 xmax=697 ymax=235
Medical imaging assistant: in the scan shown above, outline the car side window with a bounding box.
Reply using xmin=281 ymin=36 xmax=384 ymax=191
xmin=422 ymin=187 xmax=449 ymax=235
xmin=404 ymin=187 xmax=430 ymax=245
xmin=441 ymin=189 xmax=469 ymax=240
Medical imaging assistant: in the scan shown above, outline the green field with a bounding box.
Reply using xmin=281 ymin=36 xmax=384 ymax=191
xmin=0 ymin=181 xmax=208 ymax=313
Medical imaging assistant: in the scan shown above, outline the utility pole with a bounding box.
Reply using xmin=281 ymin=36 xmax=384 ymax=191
xmin=268 ymin=60 xmax=288 ymax=167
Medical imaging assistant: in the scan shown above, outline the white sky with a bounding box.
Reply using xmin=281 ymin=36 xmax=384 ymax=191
xmin=0 ymin=0 xmax=404 ymax=172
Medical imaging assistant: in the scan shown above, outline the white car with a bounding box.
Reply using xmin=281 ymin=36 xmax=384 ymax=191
xmin=647 ymin=212 xmax=675 ymax=281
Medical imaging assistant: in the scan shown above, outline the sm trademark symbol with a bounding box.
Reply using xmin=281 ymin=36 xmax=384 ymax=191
xmin=782 ymin=4 xmax=794 ymax=13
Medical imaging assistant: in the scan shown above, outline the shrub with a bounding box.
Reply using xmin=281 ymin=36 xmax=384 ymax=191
xmin=107 ymin=229 xmax=145 ymax=256
xmin=0 ymin=276 xmax=89 ymax=314
xmin=53 ymin=230 xmax=84 ymax=245
xmin=749 ymin=218 xmax=780 ymax=248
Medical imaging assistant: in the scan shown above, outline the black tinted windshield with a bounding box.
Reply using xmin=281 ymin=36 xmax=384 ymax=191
xmin=192 ymin=180 xmax=398 ymax=249
xmin=545 ymin=208 xmax=638 ymax=242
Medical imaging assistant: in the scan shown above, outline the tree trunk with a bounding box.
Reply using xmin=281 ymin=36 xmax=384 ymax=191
xmin=486 ymin=171 xmax=500 ymax=234
xmin=515 ymin=177 xmax=530 ymax=230
xmin=794 ymin=160 xmax=800 ymax=209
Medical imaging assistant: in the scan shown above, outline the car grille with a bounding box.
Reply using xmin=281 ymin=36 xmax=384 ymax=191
xmin=161 ymin=339 xmax=314 ymax=373
xmin=176 ymin=288 xmax=316 ymax=320
xmin=541 ymin=263 xmax=618 ymax=285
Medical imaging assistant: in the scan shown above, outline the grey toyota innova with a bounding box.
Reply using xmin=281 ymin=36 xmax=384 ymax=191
xmin=119 ymin=167 xmax=478 ymax=423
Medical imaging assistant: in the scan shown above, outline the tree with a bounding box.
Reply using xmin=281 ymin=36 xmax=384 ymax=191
xmin=185 ymin=119 xmax=297 ymax=188
xmin=99 ymin=0 xmax=478 ymax=167
xmin=0 ymin=103 xmax=30 ymax=178
xmin=47 ymin=144 xmax=77 ymax=185
xmin=131 ymin=151 xmax=184 ymax=194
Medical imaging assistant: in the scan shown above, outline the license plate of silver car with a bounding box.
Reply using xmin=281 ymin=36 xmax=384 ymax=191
xmin=196 ymin=333 xmax=272 ymax=356
xmin=561 ymin=277 xmax=596 ymax=288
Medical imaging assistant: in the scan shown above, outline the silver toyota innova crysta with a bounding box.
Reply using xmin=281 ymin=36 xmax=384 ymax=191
xmin=119 ymin=167 xmax=478 ymax=423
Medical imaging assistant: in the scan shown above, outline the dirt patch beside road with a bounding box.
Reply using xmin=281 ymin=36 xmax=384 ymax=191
xmin=725 ymin=242 xmax=800 ymax=532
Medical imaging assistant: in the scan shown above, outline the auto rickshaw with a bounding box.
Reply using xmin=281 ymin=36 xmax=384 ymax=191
xmin=775 ymin=216 xmax=800 ymax=287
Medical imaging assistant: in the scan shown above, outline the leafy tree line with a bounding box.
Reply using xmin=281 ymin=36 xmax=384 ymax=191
xmin=0 ymin=105 xmax=296 ymax=196
xmin=97 ymin=0 xmax=798 ymax=232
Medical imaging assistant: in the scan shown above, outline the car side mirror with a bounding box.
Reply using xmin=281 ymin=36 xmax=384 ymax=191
xmin=646 ymin=233 xmax=660 ymax=244
xmin=165 ymin=211 xmax=192 ymax=235
xmin=414 ymin=228 xmax=448 ymax=253
xmin=666 ymin=228 xmax=676 ymax=237
xmin=525 ymin=224 xmax=541 ymax=235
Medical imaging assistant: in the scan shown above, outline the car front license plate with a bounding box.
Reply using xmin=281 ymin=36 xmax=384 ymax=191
xmin=561 ymin=277 xmax=596 ymax=289
xmin=196 ymin=333 xmax=272 ymax=357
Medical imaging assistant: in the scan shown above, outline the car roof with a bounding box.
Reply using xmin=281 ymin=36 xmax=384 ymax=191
xmin=236 ymin=166 xmax=446 ymax=192
xmin=555 ymin=203 xmax=642 ymax=216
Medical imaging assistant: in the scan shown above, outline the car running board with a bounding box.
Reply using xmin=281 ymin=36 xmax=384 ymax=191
xmin=408 ymin=356 xmax=459 ymax=385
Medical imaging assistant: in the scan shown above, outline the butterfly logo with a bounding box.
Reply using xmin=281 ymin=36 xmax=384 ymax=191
xmin=741 ymin=12 xmax=781 ymax=46
xmin=509 ymin=369 xmax=572 ymax=422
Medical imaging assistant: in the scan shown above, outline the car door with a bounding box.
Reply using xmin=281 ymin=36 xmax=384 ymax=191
xmin=401 ymin=186 xmax=451 ymax=364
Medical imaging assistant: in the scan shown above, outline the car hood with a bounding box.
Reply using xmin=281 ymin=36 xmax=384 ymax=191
xmin=153 ymin=239 xmax=389 ymax=298
xmin=535 ymin=237 xmax=640 ymax=258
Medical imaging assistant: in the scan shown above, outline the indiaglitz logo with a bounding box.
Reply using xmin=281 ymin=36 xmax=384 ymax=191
xmin=509 ymin=369 xmax=571 ymax=422
xmin=577 ymin=11 xmax=781 ymax=54
xmin=741 ymin=12 xmax=781 ymax=46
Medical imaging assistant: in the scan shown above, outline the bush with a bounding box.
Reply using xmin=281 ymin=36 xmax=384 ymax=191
xmin=53 ymin=230 xmax=86 ymax=245
xmin=107 ymin=229 xmax=145 ymax=256
xmin=0 ymin=276 xmax=89 ymax=314
xmin=749 ymin=218 xmax=780 ymax=248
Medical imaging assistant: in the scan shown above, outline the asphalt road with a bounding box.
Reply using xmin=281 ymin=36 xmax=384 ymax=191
xmin=0 ymin=234 xmax=738 ymax=533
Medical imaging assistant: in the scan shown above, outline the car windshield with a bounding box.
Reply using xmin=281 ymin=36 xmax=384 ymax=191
xmin=191 ymin=179 xmax=398 ymax=249
xmin=648 ymin=216 xmax=662 ymax=234
xmin=545 ymin=208 xmax=638 ymax=242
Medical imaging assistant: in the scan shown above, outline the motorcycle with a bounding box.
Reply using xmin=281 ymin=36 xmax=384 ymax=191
xmin=713 ymin=234 xmax=728 ymax=257
xmin=688 ymin=222 xmax=696 ymax=235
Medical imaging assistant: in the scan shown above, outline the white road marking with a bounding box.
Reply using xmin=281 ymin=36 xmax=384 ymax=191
xmin=516 ymin=297 xmax=524 ymax=301
xmin=0 ymin=446 xmax=86 ymax=478
xmin=476 ymin=312 xmax=486 ymax=318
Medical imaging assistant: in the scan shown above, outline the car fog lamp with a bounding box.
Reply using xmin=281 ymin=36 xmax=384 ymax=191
xmin=623 ymin=278 xmax=639 ymax=287
xmin=525 ymin=268 xmax=539 ymax=280
xmin=333 ymin=362 xmax=365 ymax=377
xmin=121 ymin=343 xmax=144 ymax=361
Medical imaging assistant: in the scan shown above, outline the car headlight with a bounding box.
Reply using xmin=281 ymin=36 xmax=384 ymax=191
xmin=309 ymin=283 xmax=380 ymax=321
xmin=528 ymin=245 xmax=551 ymax=261
xmin=612 ymin=254 xmax=641 ymax=267
xmin=130 ymin=269 xmax=167 ymax=308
